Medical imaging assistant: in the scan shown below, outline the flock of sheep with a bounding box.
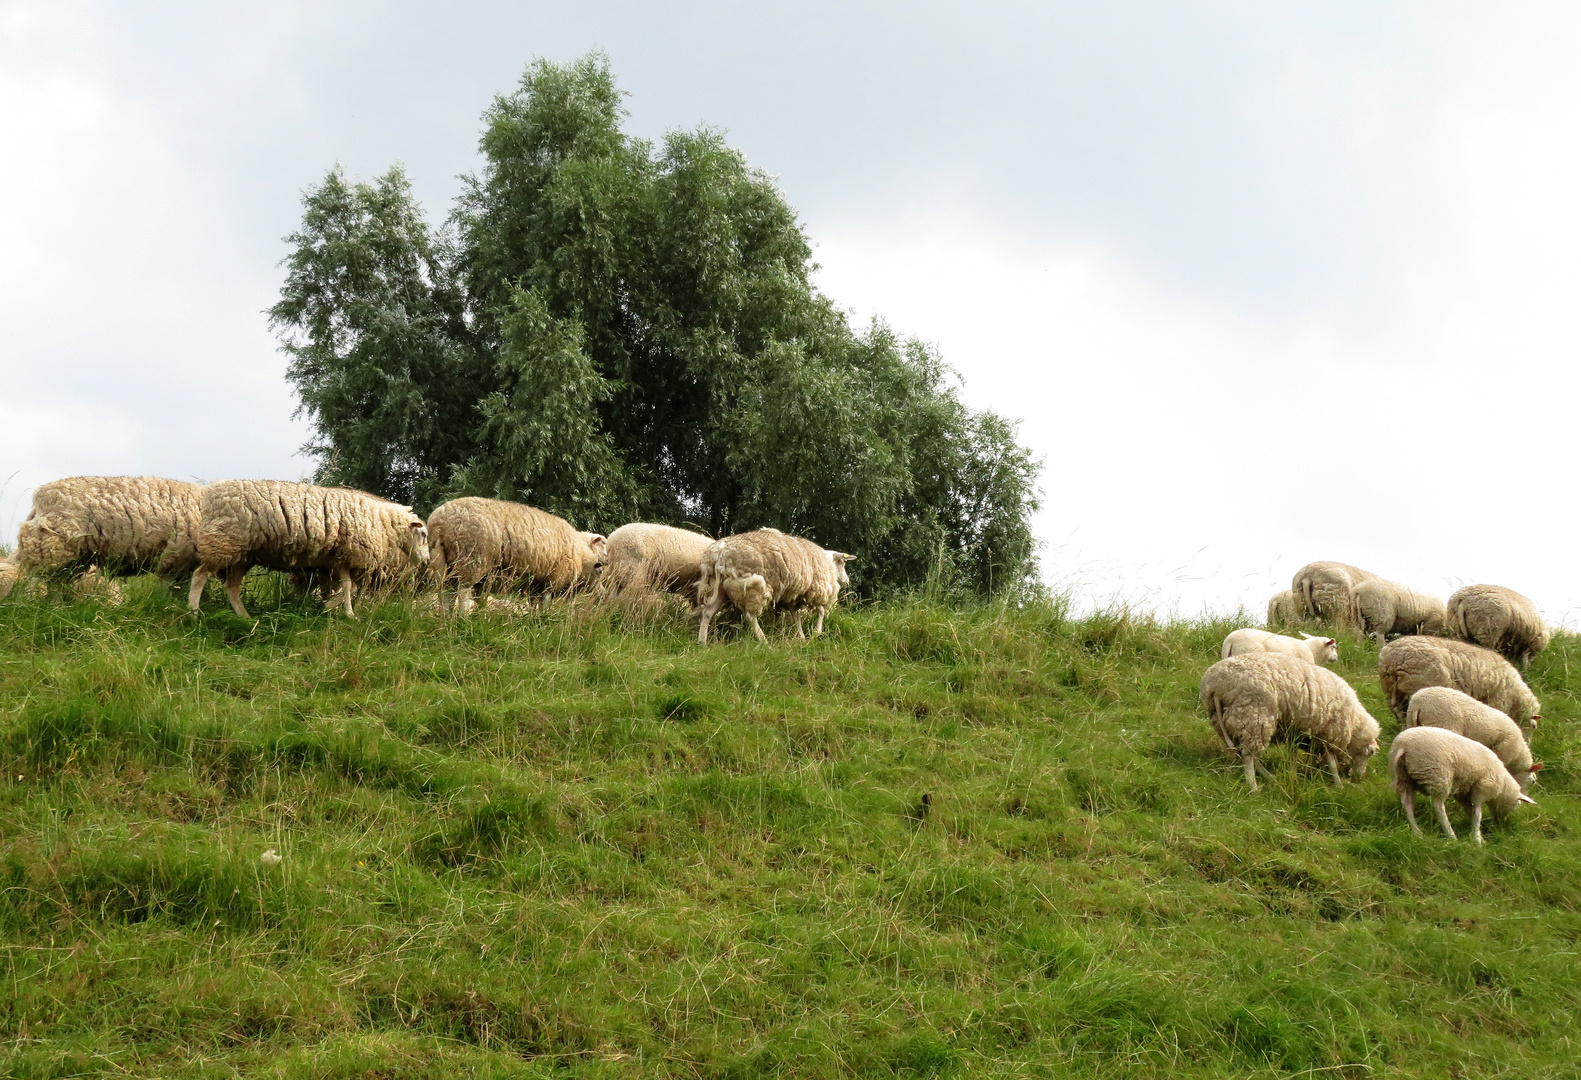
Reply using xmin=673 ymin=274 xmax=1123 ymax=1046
xmin=0 ymin=482 xmax=1558 ymax=845
xmin=1209 ymin=561 xmax=1549 ymax=843
xmin=0 ymin=475 xmax=854 ymax=644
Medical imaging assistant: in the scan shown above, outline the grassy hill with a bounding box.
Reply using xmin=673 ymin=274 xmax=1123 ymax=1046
xmin=1 ymin=580 xmax=1578 ymax=1078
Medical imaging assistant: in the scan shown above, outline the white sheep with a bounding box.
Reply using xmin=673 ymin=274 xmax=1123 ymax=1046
xmin=187 ymin=480 xmax=428 ymax=618
xmin=15 ymin=476 xmax=204 ymax=595
xmin=0 ymin=559 xmax=17 ymax=600
xmin=426 ymin=496 xmax=606 ymax=616
xmin=1198 ymin=651 xmax=1381 ymax=790
xmin=695 ymin=528 xmax=854 ymax=644
xmin=1291 ymin=561 xmax=1375 ymax=628
xmin=1266 ymin=589 xmax=1299 ymax=628
xmin=1389 ymin=726 xmax=1536 ymax=842
xmin=600 ymin=522 xmax=714 ymax=601
xmin=1446 ymin=584 xmax=1551 ymax=666
xmin=1221 ymin=628 xmax=1338 ymax=666
xmin=1405 ymin=686 xmax=1539 ymax=789
xmin=1378 ymin=635 xmax=1541 ymax=733
xmin=1352 ymin=577 xmax=1446 ymax=643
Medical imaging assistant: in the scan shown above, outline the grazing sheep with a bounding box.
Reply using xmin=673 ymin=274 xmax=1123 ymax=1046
xmin=696 ymin=528 xmax=854 ymax=644
xmin=1389 ymin=726 xmax=1536 ymax=842
xmin=1221 ymin=628 xmax=1338 ymax=666
xmin=15 ymin=476 xmax=204 ymax=595
xmin=188 ymin=480 xmax=428 ymax=618
xmin=1291 ymin=561 xmax=1375 ymax=628
xmin=1378 ymin=635 xmax=1541 ymax=733
xmin=1198 ymin=651 xmax=1381 ymax=790
xmin=1405 ymin=686 xmax=1539 ymax=789
xmin=426 ymin=496 xmax=606 ymax=616
xmin=1266 ymin=589 xmax=1299 ymax=628
xmin=601 ymin=523 xmax=714 ymax=601
xmin=1447 ymin=584 xmax=1551 ymax=666
xmin=1353 ymin=578 xmax=1446 ymax=643
xmin=0 ymin=559 xmax=17 ymax=600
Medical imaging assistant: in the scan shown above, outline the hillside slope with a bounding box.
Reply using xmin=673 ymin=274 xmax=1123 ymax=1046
xmin=1 ymin=583 xmax=1578 ymax=1078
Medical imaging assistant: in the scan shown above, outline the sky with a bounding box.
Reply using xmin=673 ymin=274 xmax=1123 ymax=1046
xmin=2 ymin=2 xmax=1578 ymax=621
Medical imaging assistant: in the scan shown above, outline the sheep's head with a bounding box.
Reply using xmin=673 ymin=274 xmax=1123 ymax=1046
xmin=1347 ymin=715 xmax=1381 ymax=778
xmin=578 ymin=533 xmax=608 ymax=578
xmin=1491 ymin=778 xmax=1538 ymax=817
xmin=1522 ymin=760 xmax=1544 ymax=793
xmin=825 ymin=551 xmax=854 ymax=589
xmin=402 ymin=515 xmax=429 ymax=566
xmin=1301 ymin=632 xmax=1339 ymax=664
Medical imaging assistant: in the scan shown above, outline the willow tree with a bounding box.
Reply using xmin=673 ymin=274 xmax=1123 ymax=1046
xmin=272 ymin=54 xmax=1040 ymax=594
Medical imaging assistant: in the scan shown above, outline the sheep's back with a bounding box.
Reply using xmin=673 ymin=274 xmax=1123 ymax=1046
xmin=23 ymin=476 xmax=204 ymax=574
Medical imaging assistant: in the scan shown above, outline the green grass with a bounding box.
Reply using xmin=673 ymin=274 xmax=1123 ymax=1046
xmin=1 ymin=577 xmax=1579 ymax=1078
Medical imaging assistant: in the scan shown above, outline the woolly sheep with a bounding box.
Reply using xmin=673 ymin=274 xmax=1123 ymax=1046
xmin=1291 ymin=561 xmax=1375 ymax=628
xmin=1266 ymin=589 xmax=1299 ymax=628
xmin=696 ymin=528 xmax=854 ymax=644
xmin=1353 ymin=577 xmax=1446 ymax=643
xmin=1405 ymin=685 xmax=1539 ymax=789
xmin=1198 ymin=651 xmax=1381 ymax=790
xmin=1377 ymin=635 xmax=1541 ymax=733
xmin=1221 ymin=628 xmax=1338 ymax=666
xmin=0 ymin=559 xmax=17 ymax=600
xmin=600 ymin=522 xmax=714 ymax=601
xmin=1389 ymin=726 xmax=1536 ymax=842
xmin=426 ymin=496 xmax=606 ymax=616
xmin=1447 ymin=584 xmax=1551 ymax=666
xmin=15 ymin=476 xmax=203 ymax=595
xmin=187 ymin=480 xmax=428 ymax=618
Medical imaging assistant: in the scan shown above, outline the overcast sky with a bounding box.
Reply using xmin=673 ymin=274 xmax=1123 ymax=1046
xmin=3 ymin=2 xmax=1578 ymax=620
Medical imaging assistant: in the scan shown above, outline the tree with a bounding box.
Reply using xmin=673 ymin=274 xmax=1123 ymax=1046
xmin=272 ymin=53 xmax=1041 ymax=595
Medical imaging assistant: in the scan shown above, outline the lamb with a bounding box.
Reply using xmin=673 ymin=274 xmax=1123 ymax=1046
xmin=1221 ymin=628 xmax=1338 ymax=666
xmin=1377 ymin=635 xmax=1541 ymax=733
xmin=695 ymin=528 xmax=855 ymax=644
xmin=1291 ymin=561 xmax=1375 ymax=628
xmin=1405 ymin=686 xmax=1539 ymax=789
xmin=1266 ymin=589 xmax=1299 ymax=628
xmin=426 ymin=496 xmax=606 ymax=616
xmin=14 ymin=476 xmax=204 ymax=595
xmin=1352 ymin=577 xmax=1446 ymax=643
xmin=1389 ymin=726 xmax=1536 ymax=842
xmin=600 ymin=523 xmax=714 ymax=601
xmin=1446 ymin=584 xmax=1551 ymax=666
xmin=187 ymin=480 xmax=428 ymax=618
xmin=1198 ymin=651 xmax=1381 ymax=790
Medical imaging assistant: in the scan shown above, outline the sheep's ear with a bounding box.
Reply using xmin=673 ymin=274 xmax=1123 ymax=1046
xmin=840 ymin=553 xmax=855 ymax=563
xmin=408 ymin=520 xmax=424 ymax=529
xmin=1531 ymin=762 xmax=1544 ymax=772
xmin=1325 ymin=638 xmax=1336 ymax=647
xmin=1519 ymin=792 xmax=1537 ymax=804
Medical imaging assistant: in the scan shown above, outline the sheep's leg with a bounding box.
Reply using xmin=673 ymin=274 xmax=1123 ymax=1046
xmin=332 ymin=568 xmax=355 ymax=618
xmin=812 ymin=608 xmax=827 ymax=636
xmin=697 ymin=593 xmax=724 ymax=644
xmin=188 ymin=567 xmax=212 ymax=612
xmin=1469 ymin=801 xmax=1485 ymax=845
xmin=455 ymin=583 xmax=476 ymax=617
xmin=792 ymin=610 xmax=806 ymax=640
xmin=746 ymin=612 xmax=768 ymax=643
xmin=1323 ymin=749 xmax=1344 ymax=785
xmin=1242 ymin=753 xmax=1259 ymax=791
xmin=224 ymin=565 xmax=250 ymax=619
xmin=1254 ymin=759 xmax=1276 ymax=780
xmin=1432 ymin=797 xmax=1457 ymax=840
xmin=1400 ymin=789 xmax=1422 ymax=835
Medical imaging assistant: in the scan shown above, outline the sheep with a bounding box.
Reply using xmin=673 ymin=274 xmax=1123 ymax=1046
xmin=1291 ymin=561 xmax=1375 ymax=629
xmin=1446 ymin=584 xmax=1551 ymax=666
xmin=1221 ymin=628 xmax=1338 ymax=666
xmin=1352 ymin=577 xmax=1446 ymax=643
xmin=187 ymin=480 xmax=428 ymax=618
xmin=1198 ymin=651 xmax=1381 ymax=790
xmin=600 ymin=522 xmax=714 ymax=601
xmin=1389 ymin=726 xmax=1536 ymax=842
xmin=1377 ymin=635 xmax=1541 ymax=733
xmin=0 ymin=559 xmax=17 ymax=600
xmin=695 ymin=528 xmax=854 ymax=644
xmin=1266 ymin=589 xmax=1299 ymax=628
xmin=1405 ymin=686 xmax=1539 ymax=789
xmin=14 ymin=476 xmax=204 ymax=596
xmin=426 ymin=496 xmax=606 ymax=616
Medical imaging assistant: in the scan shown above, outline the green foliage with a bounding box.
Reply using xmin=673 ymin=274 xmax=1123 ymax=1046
xmin=273 ymin=53 xmax=1040 ymax=594
xmin=4 ymin=579 xmax=1581 ymax=1075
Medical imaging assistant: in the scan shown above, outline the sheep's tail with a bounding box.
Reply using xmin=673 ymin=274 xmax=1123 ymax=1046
xmin=428 ymin=536 xmax=450 ymax=586
xmin=1387 ymin=738 xmax=1411 ymax=791
xmin=695 ymin=559 xmax=722 ymax=612
xmin=1448 ymin=596 xmax=1469 ymax=641
xmin=1298 ymin=574 xmax=1313 ymax=619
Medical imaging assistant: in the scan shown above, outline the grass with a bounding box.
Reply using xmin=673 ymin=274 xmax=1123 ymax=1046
xmin=1 ymin=576 xmax=1579 ymax=1078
